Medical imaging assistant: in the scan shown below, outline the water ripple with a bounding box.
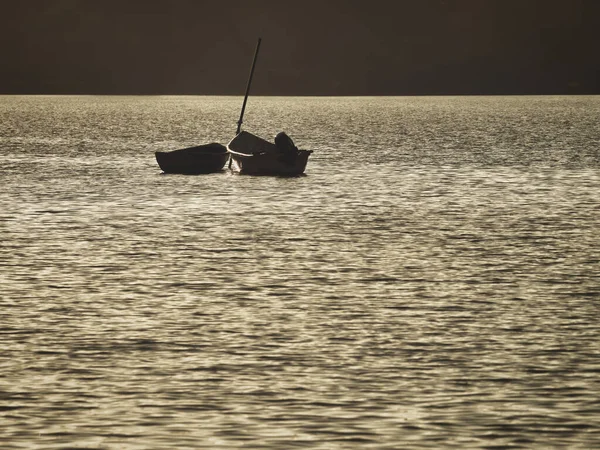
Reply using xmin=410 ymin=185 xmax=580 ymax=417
xmin=1 ymin=95 xmax=599 ymax=448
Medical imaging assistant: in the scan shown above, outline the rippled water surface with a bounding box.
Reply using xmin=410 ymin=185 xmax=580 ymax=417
xmin=1 ymin=95 xmax=599 ymax=449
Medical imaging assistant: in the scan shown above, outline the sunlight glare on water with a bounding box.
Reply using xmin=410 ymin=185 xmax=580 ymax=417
xmin=1 ymin=95 xmax=599 ymax=449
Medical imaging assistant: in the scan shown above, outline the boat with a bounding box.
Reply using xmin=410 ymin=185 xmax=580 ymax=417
xmin=155 ymin=143 xmax=228 ymax=174
xmin=226 ymin=39 xmax=312 ymax=176
xmin=154 ymin=38 xmax=314 ymax=177
xmin=227 ymin=131 xmax=312 ymax=176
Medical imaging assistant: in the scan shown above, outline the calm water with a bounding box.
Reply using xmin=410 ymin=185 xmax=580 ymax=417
xmin=1 ymin=95 xmax=599 ymax=449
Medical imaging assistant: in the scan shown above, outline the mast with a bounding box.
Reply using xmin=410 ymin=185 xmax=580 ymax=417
xmin=236 ymin=38 xmax=262 ymax=135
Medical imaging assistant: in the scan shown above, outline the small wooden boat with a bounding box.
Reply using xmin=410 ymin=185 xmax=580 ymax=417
xmin=227 ymin=131 xmax=312 ymax=176
xmin=155 ymin=143 xmax=228 ymax=174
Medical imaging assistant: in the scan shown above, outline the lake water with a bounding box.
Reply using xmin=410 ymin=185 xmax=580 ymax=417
xmin=1 ymin=95 xmax=599 ymax=449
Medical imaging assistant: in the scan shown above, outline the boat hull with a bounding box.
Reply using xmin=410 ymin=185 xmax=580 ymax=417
xmin=227 ymin=131 xmax=312 ymax=176
xmin=229 ymin=151 xmax=311 ymax=176
xmin=155 ymin=143 xmax=228 ymax=174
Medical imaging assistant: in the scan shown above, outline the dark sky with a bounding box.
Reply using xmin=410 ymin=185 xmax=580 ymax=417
xmin=1 ymin=0 xmax=598 ymax=95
